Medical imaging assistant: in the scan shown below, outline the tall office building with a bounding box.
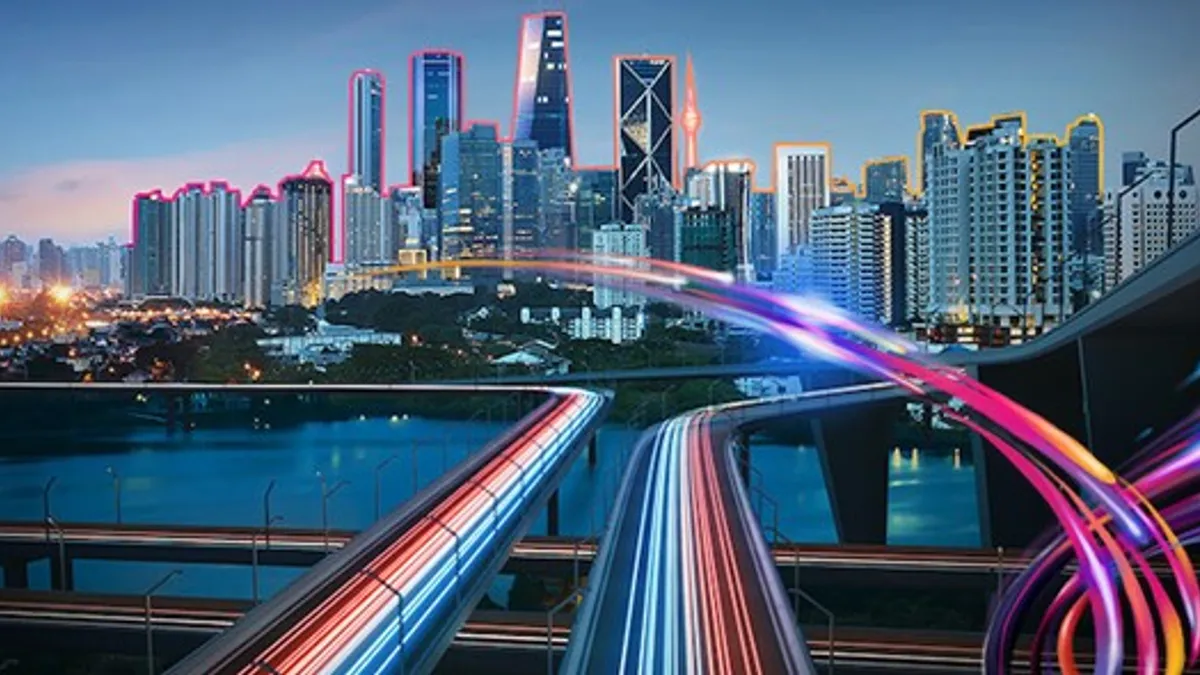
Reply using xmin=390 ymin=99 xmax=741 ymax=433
xmin=172 ymin=183 xmax=242 ymax=303
xmin=349 ymin=70 xmax=385 ymax=194
xmin=679 ymin=206 xmax=736 ymax=274
xmin=503 ymin=139 xmax=541 ymax=262
xmin=680 ymin=53 xmax=701 ymax=172
xmin=591 ymin=223 xmax=648 ymax=308
xmin=634 ymin=188 xmax=680 ymax=263
xmin=538 ymin=148 xmax=575 ymax=250
xmin=926 ymin=113 xmax=1073 ymax=335
xmin=242 ymin=187 xmax=275 ymax=308
xmin=513 ymin=12 xmax=573 ymax=162
xmin=918 ymin=110 xmax=961 ymax=194
xmin=440 ymin=123 xmax=503 ymax=262
xmin=698 ymin=161 xmax=754 ymax=280
xmin=1104 ymin=167 xmax=1198 ymax=290
xmin=279 ymin=161 xmax=333 ymax=307
xmin=808 ymin=204 xmax=890 ymax=322
xmin=572 ymin=168 xmax=617 ymax=251
xmin=830 ymin=177 xmax=858 ymax=206
xmin=863 ymin=157 xmax=908 ymax=204
xmin=1067 ymin=114 xmax=1103 ymax=257
xmin=616 ymin=55 xmax=676 ymax=223
xmin=344 ymin=176 xmax=389 ymax=266
xmin=129 ymin=191 xmax=173 ymax=298
xmin=411 ymin=51 xmax=464 ymax=209
xmin=749 ymin=190 xmax=776 ymax=276
xmin=775 ymin=143 xmax=830 ymax=259
xmin=875 ymin=201 xmax=926 ymax=326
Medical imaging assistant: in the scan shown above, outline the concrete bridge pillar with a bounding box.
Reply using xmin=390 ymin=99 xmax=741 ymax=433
xmin=2 ymin=559 xmax=28 ymax=589
xmin=547 ymin=489 xmax=560 ymax=537
xmin=810 ymin=402 xmax=902 ymax=546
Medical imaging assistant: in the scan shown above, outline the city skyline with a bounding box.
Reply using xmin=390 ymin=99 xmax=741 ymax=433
xmin=0 ymin=0 xmax=1198 ymax=244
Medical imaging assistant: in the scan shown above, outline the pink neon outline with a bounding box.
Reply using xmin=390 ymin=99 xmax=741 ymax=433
xmin=339 ymin=68 xmax=387 ymax=265
xmin=406 ymin=49 xmax=467 ymax=191
xmin=128 ymin=160 xmax=333 ymax=252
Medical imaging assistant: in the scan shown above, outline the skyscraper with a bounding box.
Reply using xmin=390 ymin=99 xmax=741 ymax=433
xmin=926 ymin=113 xmax=1073 ymax=334
xmin=513 ymin=12 xmax=573 ymax=162
xmin=750 ymin=190 xmax=776 ymax=276
xmin=279 ymin=161 xmax=333 ymax=308
xmin=1067 ymin=114 xmax=1103 ymax=257
xmin=129 ymin=191 xmax=173 ymax=298
xmin=634 ymin=189 xmax=680 ymax=263
xmin=572 ymin=168 xmax=617 ymax=251
xmin=349 ymin=70 xmax=385 ymax=194
xmin=504 ymin=139 xmax=541 ymax=261
xmin=918 ymin=110 xmax=961 ymax=194
xmin=774 ymin=143 xmax=831 ymax=259
xmin=681 ymin=53 xmax=702 ymax=172
xmin=439 ymin=123 xmax=503 ymax=262
xmin=1104 ymin=165 xmax=1198 ymax=289
xmin=616 ymin=55 xmax=677 ymax=224
xmin=410 ymin=51 xmax=464 ymax=209
xmin=344 ymin=176 xmax=388 ymax=266
xmin=37 ymin=238 xmax=65 ymax=287
xmin=172 ymin=183 xmax=242 ymax=303
xmin=679 ymin=206 xmax=737 ymax=274
xmin=242 ymin=187 xmax=275 ymax=309
xmin=862 ymin=157 xmax=909 ymax=203
xmin=538 ymin=148 xmax=574 ymax=250
xmin=699 ymin=161 xmax=755 ymax=280
xmin=808 ymin=204 xmax=890 ymax=322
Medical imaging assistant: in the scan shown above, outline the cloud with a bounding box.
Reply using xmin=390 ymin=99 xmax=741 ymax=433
xmin=0 ymin=134 xmax=339 ymax=245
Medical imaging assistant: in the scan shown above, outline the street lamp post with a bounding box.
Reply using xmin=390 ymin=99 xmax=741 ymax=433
xmin=426 ymin=514 xmax=461 ymax=603
xmin=316 ymin=470 xmax=349 ymax=552
xmin=45 ymin=516 xmax=67 ymax=590
xmin=1167 ymin=106 xmax=1200 ymax=247
xmin=252 ymin=516 xmax=284 ymax=604
xmin=42 ymin=476 xmax=57 ymax=541
xmin=144 ymin=569 xmax=183 ymax=675
xmin=106 ymin=466 xmax=122 ymax=525
xmin=262 ymin=479 xmax=276 ymax=549
xmin=374 ymin=454 xmax=399 ymax=521
xmin=359 ymin=568 xmax=405 ymax=675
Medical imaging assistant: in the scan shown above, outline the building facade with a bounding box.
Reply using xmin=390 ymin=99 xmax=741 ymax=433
xmin=411 ymin=51 xmax=464 ymax=209
xmin=572 ymin=168 xmax=617 ymax=251
xmin=775 ymin=144 xmax=830 ymax=259
xmin=439 ymin=123 xmax=503 ymax=262
xmin=279 ymin=161 xmax=333 ymax=307
xmin=242 ymin=188 xmax=275 ymax=309
xmin=809 ymin=204 xmax=890 ymax=323
xmin=1104 ymin=169 xmax=1198 ymax=289
xmin=680 ymin=206 xmax=736 ymax=274
xmin=863 ymin=157 xmax=908 ymax=204
xmin=591 ymin=223 xmax=648 ymax=308
xmin=616 ymin=56 xmax=676 ymax=224
xmin=1067 ymin=115 xmax=1103 ymax=257
xmin=513 ymin=12 xmax=573 ymax=162
xmin=349 ymin=70 xmax=385 ymax=194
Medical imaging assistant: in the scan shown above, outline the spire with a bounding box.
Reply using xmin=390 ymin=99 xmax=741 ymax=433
xmin=681 ymin=52 xmax=702 ymax=171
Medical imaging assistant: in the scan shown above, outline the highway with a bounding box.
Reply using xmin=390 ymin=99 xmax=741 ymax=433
xmin=2 ymin=589 xmax=1184 ymax=674
xmin=158 ymin=387 xmax=607 ymax=675
xmin=0 ymin=520 xmax=1054 ymax=574
xmin=564 ymin=406 xmax=816 ymax=672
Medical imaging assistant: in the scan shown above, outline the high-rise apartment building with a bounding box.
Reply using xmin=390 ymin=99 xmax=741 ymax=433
xmin=1067 ymin=115 xmax=1103 ymax=257
xmin=129 ymin=192 xmax=173 ymax=298
xmin=591 ymin=223 xmax=648 ymax=308
xmin=349 ymin=70 xmax=385 ymax=194
xmin=242 ymin=187 xmax=275 ymax=309
xmin=439 ymin=123 xmax=503 ymax=261
xmin=616 ymin=55 xmax=676 ymax=224
xmin=862 ymin=157 xmax=908 ymax=204
xmin=774 ymin=143 xmax=830 ymax=259
xmin=925 ymin=113 xmax=1073 ymax=335
xmin=1104 ymin=167 xmax=1197 ymax=289
xmin=344 ymin=176 xmax=389 ymax=266
xmin=874 ymin=201 xmax=926 ymax=327
xmin=513 ymin=12 xmax=573 ymax=162
xmin=900 ymin=200 xmax=930 ymax=325
xmin=411 ymin=51 xmax=464 ymax=209
xmin=918 ymin=110 xmax=961 ymax=194
xmin=172 ymin=183 xmax=242 ymax=303
xmin=808 ymin=204 xmax=890 ymax=322
xmin=279 ymin=161 xmax=333 ymax=307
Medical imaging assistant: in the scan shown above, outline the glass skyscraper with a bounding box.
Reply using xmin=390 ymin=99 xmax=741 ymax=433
xmin=513 ymin=12 xmax=573 ymax=163
xmin=573 ymin=168 xmax=617 ymax=251
xmin=1067 ymin=115 xmax=1103 ymax=256
xmin=410 ymin=51 xmax=464 ymax=209
xmin=280 ymin=161 xmax=333 ymax=307
xmin=863 ymin=157 xmax=908 ymax=203
xmin=439 ymin=124 xmax=503 ymax=262
xmin=349 ymin=70 xmax=385 ymax=194
xmin=507 ymin=139 xmax=542 ymax=257
xmin=617 ymin=56 xmax=676 ymax=224
xmin=918 ymin=111 xmax=961 ymax=194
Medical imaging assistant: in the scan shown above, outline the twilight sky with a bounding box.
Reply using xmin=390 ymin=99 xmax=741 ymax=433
xmin=1 ymin=0 xmax=1197 ymax=245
